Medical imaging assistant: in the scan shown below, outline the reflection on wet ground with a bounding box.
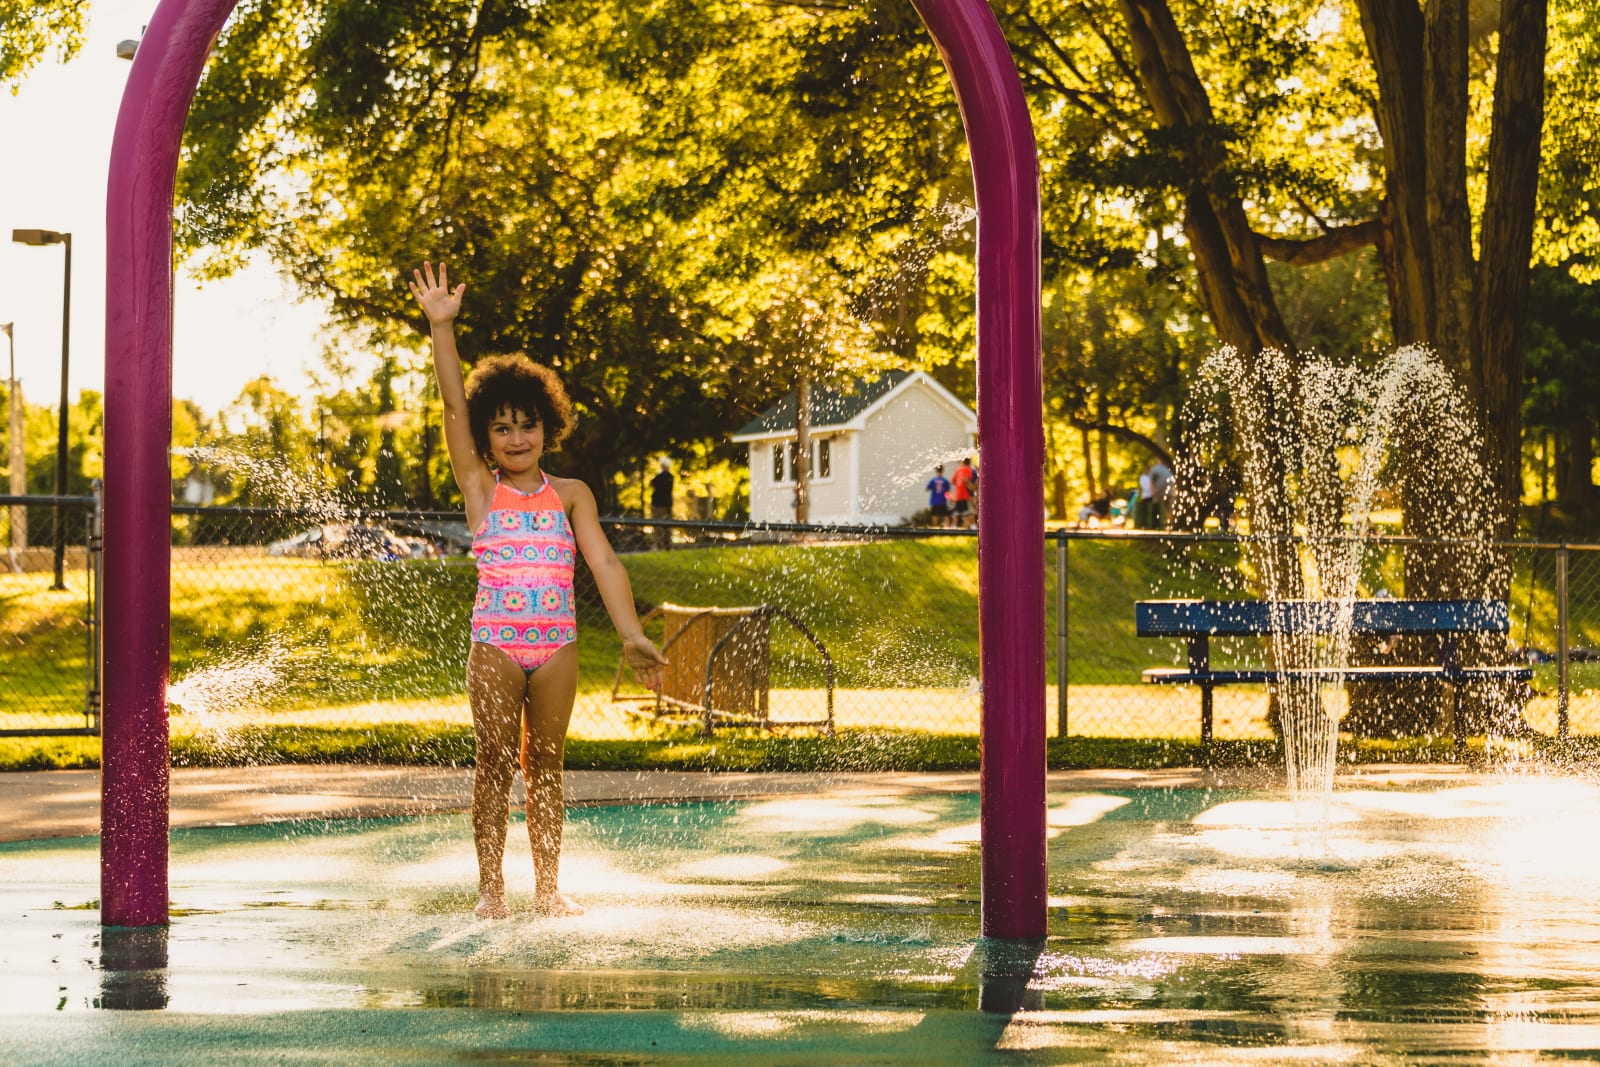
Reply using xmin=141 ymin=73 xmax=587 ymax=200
xmin=6 ymin=773 xmax=1600 ymax=1063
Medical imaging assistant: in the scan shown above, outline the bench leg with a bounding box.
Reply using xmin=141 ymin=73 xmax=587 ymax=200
xmin=1452 ymin=685 xmax=1465 ymax=756
xmin=1201 ymin=686 xmax=1213 ymax=748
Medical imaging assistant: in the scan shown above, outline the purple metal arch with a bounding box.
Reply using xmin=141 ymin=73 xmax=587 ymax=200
xmin=910 ymin=0 xmax=1046 ymax=940
xmin=103 ymin=0 xmax=241 ymax=927
xmin=102 ymin=0 xmax=1046 ymax=937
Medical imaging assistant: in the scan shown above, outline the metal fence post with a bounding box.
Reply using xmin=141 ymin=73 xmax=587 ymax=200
xmin=1557 ymin=544 xmax=1570 ymax=740
xmin=1056 ymin=529 xmax=1068 ymax=740
xmin=87 ymin=480 xmax=104 ymax=733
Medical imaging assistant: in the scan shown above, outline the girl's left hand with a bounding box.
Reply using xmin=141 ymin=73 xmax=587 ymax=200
xmin=622 ymin=635 xmax=668 ymax=692
xmin=409 ymin=261 xmax=466 ymax=325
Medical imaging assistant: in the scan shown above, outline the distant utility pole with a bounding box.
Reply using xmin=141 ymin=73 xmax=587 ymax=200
xmin=2 ymin=323 xmax=25 ymax=561
xmin=11 ymin=228 xmax=73 ymax=589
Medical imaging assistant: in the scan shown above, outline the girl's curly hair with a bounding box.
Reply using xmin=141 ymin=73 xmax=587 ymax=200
xmin=464 ymin=355 xmax=575 ymax=460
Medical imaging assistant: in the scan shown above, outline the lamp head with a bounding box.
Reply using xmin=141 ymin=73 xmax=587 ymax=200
xmin=11 ymin=229 xmax=68 ymax=246
xmin=0 ymin=323 xmax=11 ymax=338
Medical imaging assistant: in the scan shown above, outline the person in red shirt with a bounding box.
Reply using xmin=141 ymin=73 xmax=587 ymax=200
xmin=951 ymin=457 xmax=977 ymax=528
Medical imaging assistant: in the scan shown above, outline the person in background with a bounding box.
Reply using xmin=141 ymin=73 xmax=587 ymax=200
xmin=650 ymin=457 xmax=674 ymax=550
xmin=1147 ymin=457 xmax=1172 ymax=530
xmin=1134 ymin=466 xmax=1154 ymax=529
xmin=1076 ymin=489 xmax=1113 ymax=528
xmin=951 ymin=457 xmax=977 ymax=529
xmin=926 ymin=464 xmax=953 ymax=527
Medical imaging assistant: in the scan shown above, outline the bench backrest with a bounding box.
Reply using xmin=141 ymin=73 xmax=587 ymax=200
xmin=1136 ymin=599 xmax=1510 ymax=638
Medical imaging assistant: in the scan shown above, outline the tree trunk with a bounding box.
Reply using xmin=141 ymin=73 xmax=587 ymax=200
xmin=1357 ymin=0 xmax=1548 ymax=531
xmin=1095 ymin=391 xmax=1109 ymax=494
xmin=1357 ymin=0 xmax=1433 ymax=347
xmin=1080 ymin=421 xmax=1097 ymax=500
xmin=1344 ymin=0 xmax=1547 ymax=738
xmin=1541 ymin=432 xmax=1551 ymax=504
xmin=1556 ymin=418 xmax=1595 ymax=506
xmin=1119 ymin=0 xmax=1295 ymax=356
xmin=1118 ymin=0 xmax=1305 ymax=643
xmin=793 ymin=377 xmax=811 ymax=525
xmin=1476 ymin=0 xmax=1550 ymax=535
xmin=415 ymin=409 xmax=437 ymax=509
xmin=1052 ymin=468 xmax=1070 ymax=522
xmin=1423 ymin=0 xmax=1476 ymax=386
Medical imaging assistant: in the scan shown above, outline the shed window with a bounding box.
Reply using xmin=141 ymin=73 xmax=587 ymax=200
xmin=772 ymin=437 xmax=833 ymax=483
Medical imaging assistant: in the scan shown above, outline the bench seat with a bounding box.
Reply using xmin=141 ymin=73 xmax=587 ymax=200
xmin=1137 ymin=598 xmax=1513 ymax=636
xmin=1136 ymin=598 xmax=1531 ymax=747
xmin=1144 ymin=664 xmax=1533 ymax=686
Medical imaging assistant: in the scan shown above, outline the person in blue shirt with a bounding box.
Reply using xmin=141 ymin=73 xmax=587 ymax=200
xmin=926 ymin=464 xmax=953 ymax=527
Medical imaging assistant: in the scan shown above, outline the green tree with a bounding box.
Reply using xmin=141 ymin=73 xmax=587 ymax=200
xmin=1524 ymin=267 xmax=1600 ymax=506
xmin=1041 ymin=259 xmax=1186 ymax=516
xmin=0 ymin=0 xmax=84 ymax=91
xmin=174 ymin=0 xmax=968 ymax=502
xmin=13 ymin=389 xmax=103 ymax=496
xmin=213 ymin=375 xmax=317 ymax=507
xmin=1009 ymin=0 xmax=1556 ymax=534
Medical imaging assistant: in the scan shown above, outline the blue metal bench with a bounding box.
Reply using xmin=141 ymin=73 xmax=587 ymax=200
xmin=1136 ymin=599 xmax=1534 ymax=747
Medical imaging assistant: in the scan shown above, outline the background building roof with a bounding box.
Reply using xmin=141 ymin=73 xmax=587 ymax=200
xmin=733 ymin=371 xmax=914 ymax=438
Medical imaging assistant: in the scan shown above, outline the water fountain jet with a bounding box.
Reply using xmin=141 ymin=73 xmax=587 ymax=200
xmin=1181 ymin=345 xmax=1508 ymax=805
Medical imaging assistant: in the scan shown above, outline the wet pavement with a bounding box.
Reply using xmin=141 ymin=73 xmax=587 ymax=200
xmin=6 ymin=765 xmax=1600 ymax=1064
xmin=0 ymin=764 xmax=1273 ymax=842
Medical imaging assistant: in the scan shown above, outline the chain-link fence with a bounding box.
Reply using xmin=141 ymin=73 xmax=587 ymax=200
xmin=0 ymin=494 xmax=101 ymax=736
xmin=4 ymin=496 xmax=1599 ymax=743
xmin=158 ymin=508 xmax=986 ymax=739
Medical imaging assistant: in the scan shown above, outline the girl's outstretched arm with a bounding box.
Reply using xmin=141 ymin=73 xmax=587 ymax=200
xmin=563 ymin=478 xmax=667 ymax=690
xmin=409 ymin=261 xmax=494 ymax=526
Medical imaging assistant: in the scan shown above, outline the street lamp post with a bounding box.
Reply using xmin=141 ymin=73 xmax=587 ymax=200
xmin=12 ymin=229 xmax=73 ymax=590
xmin=1 ymin=323 xmax=23 ymax=557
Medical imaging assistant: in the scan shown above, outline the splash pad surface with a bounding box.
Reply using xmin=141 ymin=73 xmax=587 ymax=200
xmin=7 ymin=767 xmax=1600 ymax=1064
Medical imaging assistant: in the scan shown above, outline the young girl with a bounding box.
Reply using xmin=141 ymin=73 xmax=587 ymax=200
xmin=410 ymin=261 xmax=667 ymax=919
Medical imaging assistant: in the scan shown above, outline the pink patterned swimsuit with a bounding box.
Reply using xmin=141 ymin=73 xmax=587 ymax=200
xmin=471 ymin=473 xmax=578 ymax=673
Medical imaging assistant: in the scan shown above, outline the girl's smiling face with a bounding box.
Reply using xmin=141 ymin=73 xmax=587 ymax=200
xmin=487 ymin=405 xmax=544 ymax=474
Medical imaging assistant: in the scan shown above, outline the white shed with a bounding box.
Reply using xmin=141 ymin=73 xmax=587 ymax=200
xmin=733 ymin=371 xmax=977 ymax=525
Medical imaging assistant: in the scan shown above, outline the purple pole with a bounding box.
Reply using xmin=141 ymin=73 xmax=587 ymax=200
xmin=103 ymin=0 xmax=240 ymax=928
xmin=909 ymin=0 xmax=1046 ymax=939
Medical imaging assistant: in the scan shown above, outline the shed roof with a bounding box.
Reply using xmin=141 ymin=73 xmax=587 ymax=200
xmin=733 ymin=371 xmax=914 ymax=438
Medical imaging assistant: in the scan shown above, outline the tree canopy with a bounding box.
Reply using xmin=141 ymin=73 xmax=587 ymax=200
xmin=4 ymin=0 xmax=1595 ymax=523
xmin=0 ymin=0 xmax=84 ymax=91
xmin=168 ymin=0 xmax=975 ymax=498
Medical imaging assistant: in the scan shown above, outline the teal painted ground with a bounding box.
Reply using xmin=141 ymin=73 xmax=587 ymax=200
xmin=6 ymin=779 xmax=1600 ymax=1063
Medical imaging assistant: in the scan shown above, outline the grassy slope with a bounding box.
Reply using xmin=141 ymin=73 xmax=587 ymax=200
xmin=6 ymin=536 xmax=1600 ymax=769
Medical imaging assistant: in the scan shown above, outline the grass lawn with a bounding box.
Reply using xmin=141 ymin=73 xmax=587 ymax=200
xmin=6 ymin=535 xmax=1600 ymax=768
xmin=7 ymin=723 xmax=1598 ymax=774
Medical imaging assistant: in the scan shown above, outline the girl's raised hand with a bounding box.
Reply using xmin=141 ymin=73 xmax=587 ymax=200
xmin=409 ymin=261 xmax=466 ymax=325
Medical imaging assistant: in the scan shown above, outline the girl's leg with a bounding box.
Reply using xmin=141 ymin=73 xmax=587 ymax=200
xmin=521 ymin=641 xmax=580 ymax=914
xmin=467 ymin=642 xmax=531 ymax=918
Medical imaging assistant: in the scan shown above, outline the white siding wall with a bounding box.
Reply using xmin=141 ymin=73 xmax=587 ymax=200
xmin=857 ymin=383 xmax=974 ymax=523
xmin=748 ymin=442 xmax=783 ymax=524
xmin=804 ymin=437 xmax=852 ymax=523
xmin=746 ymin=435 xmax=855 ymax=524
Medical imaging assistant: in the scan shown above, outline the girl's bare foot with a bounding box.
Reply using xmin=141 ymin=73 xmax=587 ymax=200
xmin=534 ymin=893 xmax=584 ymax=917
xmin=474 ymin=893 xmax=512 ymax=919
